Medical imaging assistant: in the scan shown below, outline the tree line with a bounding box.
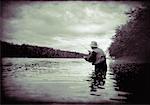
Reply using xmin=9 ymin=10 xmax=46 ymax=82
xmin=1 ymin=41 xmax=86 ymax=58
xmin=108 ymin=2 xmax=150 ymax=62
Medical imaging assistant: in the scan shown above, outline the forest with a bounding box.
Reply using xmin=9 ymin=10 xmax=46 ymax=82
xmin=1 ymin=41 xmax=86 ymax=58
xmin=108 ymin=2 xmax=150 ymax=62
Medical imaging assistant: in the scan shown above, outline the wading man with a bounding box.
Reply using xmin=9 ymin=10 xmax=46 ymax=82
xmin=84 ymin=41 xmax=107 ymax=78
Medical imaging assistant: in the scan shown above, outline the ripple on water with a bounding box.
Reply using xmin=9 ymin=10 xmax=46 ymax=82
xmin=2 ymin=58 xmax=148 ymax=104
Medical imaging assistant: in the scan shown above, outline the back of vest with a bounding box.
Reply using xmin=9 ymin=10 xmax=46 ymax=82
xmin=93 ymin=48 xmax=106 ymax=64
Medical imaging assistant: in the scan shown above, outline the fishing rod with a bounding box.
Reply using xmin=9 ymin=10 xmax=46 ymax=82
xmin=79 ymin=42 xmax=91 ymax=53
xmin=81 ymin=45 xmax=91 ymax=53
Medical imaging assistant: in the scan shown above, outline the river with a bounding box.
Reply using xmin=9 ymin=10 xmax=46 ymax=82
xmin=1 ymin=58 xmax=149 ymax=104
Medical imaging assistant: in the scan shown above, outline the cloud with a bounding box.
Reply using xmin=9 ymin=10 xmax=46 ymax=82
xmin=2 ymin=1 xmax=141 ymax=53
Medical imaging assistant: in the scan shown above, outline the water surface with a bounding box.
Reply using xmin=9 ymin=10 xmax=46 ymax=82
xmin=2 ymin=58 xmax=142 ymax=104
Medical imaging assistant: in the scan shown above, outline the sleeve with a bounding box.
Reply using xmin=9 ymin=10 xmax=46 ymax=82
xmin=85 ymin=51 xmax=96 ymax=63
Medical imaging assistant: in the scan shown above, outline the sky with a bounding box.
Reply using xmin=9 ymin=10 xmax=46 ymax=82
xmin=2 ymin=1 xmax=141 ymax=54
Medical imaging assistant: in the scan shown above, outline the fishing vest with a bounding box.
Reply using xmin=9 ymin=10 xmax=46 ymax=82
xmin=92 ymin=48 xmax=106 ymax=65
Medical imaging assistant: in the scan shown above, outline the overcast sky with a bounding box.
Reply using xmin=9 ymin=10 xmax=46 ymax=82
xmin=2 ymin=1 xmax=141 ymax=54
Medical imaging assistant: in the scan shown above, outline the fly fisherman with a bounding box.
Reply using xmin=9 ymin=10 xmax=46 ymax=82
xmin=84 ymin=41 xmax=107 ymax=78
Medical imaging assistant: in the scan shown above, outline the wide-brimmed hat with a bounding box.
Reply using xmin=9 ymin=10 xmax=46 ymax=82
xmin=90 ymin=41 xmax=98 ymax=47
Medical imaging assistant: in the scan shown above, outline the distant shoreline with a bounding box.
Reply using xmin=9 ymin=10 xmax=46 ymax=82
xmin=1 ymin=41 xmax=86 ymax=58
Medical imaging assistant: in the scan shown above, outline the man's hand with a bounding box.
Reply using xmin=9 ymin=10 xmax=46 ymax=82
xmin=83 ymin=56 xmax=87 ymax=59
xmin=83 ymin=56 xmax=88 ymax=61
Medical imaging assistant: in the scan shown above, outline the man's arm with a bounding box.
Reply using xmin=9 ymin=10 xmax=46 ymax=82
xmin=84 ymin=51 xmax=96 ymax=63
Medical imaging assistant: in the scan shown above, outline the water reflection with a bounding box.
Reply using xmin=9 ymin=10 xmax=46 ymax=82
xmin=89 ymin=71 xmax=106 ymax=92
xmin=89 ymin=66 xmax=107 ymax=95
xmin=110 ymin=62 xmax=150 ymax=104
xmin=2 ymin=58 xmax=150 ymax=104
xmin=87 ymin=61 xmax=150 ymax=103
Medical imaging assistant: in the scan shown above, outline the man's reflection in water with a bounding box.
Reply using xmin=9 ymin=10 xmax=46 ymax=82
xmin=89 ymin=70 xmax=106 ymax=92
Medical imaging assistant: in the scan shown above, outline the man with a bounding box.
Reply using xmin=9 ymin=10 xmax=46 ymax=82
xmin=84 ymin=41 xmax=107 ymax=78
